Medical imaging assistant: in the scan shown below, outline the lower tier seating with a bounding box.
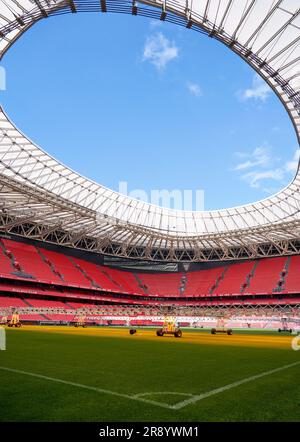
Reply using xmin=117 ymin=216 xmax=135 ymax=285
xmin=0 ymin=297 xmax=299 ymax=332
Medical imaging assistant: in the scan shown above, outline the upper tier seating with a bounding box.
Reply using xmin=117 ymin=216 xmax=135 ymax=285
xmin=103 ymin=267 xmax=145 ymax=295
xmin=0 ymin=242 xmax=14 ymax=277
xmin=2 ymin=239 xmax=62 ymax=283
xmin=71 ymin=258 xmax=120 ymax=291
xmin=245 ymin=257 xmax=287 ymax=294
xmin=213 ymin=261 xmax=255 ymax=295
xmin=184 ymin=267 xmax=224 ymax=296
xmin=136 ymin=272 xmax=183 ymax=297
xmin=0 ymin=238 xmax=299 ymax=301
xmin=39 ymin=249 xmax=92 ymax=287
xmin=283 ymin=255 xmax=300 ymax=293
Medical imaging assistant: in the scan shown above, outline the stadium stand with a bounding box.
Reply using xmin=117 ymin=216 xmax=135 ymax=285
xmin=0 ymin=241 xmax=15 ymax=276
xmin=183 ymin=267 xmax=225 ymax=296
xmin=0 ymin=296 xmax=28 ymax=308
xmin=281 ymin=255 xmax=300 ymax=294
xmin=18 ymin=314 xmax=48 ymax=321
xmin=27 ymin=298 xmax=68 ymax=309
xmin=245 ymin=257 xmax=288 ymax=294
xmin=1 ymin=239 xmax=62 ymax=283
xmin=212 ymin=261 xmax=255 ymax=295
xmin=0 ymin=239 xmax=300 ymax=323
xmin=66 ymin=302 xmax=98 ymax=309
xmin=39 ymin=249 xmax=92 ymax=287
xmin=135 ymin=272 xmax=183 ymax=297
xmin=103 ymin=267 xmax=145 ymax=295
xmin=71 ymin=258 xmax=126 ymax=291
xmin=44 ymin=314 xmax=76 ymax=322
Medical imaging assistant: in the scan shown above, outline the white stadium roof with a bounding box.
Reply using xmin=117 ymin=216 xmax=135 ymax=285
xmin=0 ymin=0 xmax=300 ymax=261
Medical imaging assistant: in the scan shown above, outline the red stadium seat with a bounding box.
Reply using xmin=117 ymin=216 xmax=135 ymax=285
xmin=0 ymin=239 xmax=298 ymax=309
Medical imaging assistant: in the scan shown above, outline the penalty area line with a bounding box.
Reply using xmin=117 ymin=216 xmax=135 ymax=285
xmin=172 ymin=360 xmax=300 ymax=410
xmin=0 ymin=366 xmax=173 ymax=410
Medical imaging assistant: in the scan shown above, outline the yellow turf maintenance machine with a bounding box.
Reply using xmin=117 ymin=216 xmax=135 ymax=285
xmin=156 ymin=316 xmax=182 ymax=338
xmin=7 ymin=312 xmax=22 ymax=328
xmin=74 ymin=315 xmax=87 ymax=328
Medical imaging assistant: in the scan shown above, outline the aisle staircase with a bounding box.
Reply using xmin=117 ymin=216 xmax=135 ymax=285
xmin=210 ymin=267 xmax=228 ymax=294
xmin=68 ymin=257 xmax=100 ymax=289
xmin=273 ymin=256 xmax=291 ymax=293
xmin=36 ymin=247 xmax=64 ymax=281
xmin=0 ymin=240 xmax=34 ymax=279
xmin=241 ymin=261 xmax=259 ymax=293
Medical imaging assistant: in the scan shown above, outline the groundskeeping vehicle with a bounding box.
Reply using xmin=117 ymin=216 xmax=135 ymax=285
xmin=156 ymin=316 xmax=182 ymax=338
xmin=278 ymin=318 xmax=293 ymax=334
xmin=211 ymin=327 xmax=233 ymax=335
xmin=7 ymin=312 xmax=22 ymax=328
xmin=74 ymin=315 xmax=87 ymax=328
xmin=211 ymin=317 xmax=232 ymax=335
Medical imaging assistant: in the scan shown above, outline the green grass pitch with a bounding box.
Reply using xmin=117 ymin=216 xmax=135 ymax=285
xmin=0 ymin=327 xmax=299 ymax=422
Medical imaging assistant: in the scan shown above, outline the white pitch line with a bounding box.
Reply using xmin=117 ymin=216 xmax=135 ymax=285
xmin=133 ymin=391 xmax=195 ymax=398
xmin=0 ymin=361 xmax=299 ymax=411
xmin=172 ymin=360 xmax=300 ymax=410
xmin=0 ymin=366 xmax=173 ymax=409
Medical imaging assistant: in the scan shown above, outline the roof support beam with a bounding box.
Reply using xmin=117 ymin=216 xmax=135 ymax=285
xmin=231 ymin=0 xmax=256 ymax=42
xmin=244 ymin=0 xmax=283 ymax=48
xmin=100 ymin=0 xmax=106 ymax=13
xmin=132 ymin=1 xmax=137 ymax=16
xmin=32 ymin=0 xmax=48 ymax=17
xmin=255 ymin=8 xmax=300 ymax=57
xmin=68 ymin=0 xmax=77 ymax=13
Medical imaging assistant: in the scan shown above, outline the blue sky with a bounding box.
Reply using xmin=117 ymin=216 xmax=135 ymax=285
xmin=0 ymin=12 xmax=298 ymax=211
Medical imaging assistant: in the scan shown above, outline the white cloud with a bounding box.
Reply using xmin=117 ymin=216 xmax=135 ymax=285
xmin=233 ymin=145 xmax=272 ymax=171
xmin=239 ymin=74 xmax=271 ymax=102
xmin=143 ymin=32 xmax=179 ymax=71
xmin=234 ymin=160 xmax=259 ymax=171
xmin=187 ymin=82 xmax=202 ymax=97
xmin=232 ymin=146 xmax=299 ymax=190
xmin=241 ymin=169 xmax=284 ymax=188
xmin=149 ymin=20 xmax=163 ymax=29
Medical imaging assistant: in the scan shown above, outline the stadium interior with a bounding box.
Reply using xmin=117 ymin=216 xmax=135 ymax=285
xmin=0 ymin=236 xmax=299 ymax=329
xmin=1 ymin=0 xmax=300 ymax=424
xmin=0 ymin=2 xmax=299 ymax=332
